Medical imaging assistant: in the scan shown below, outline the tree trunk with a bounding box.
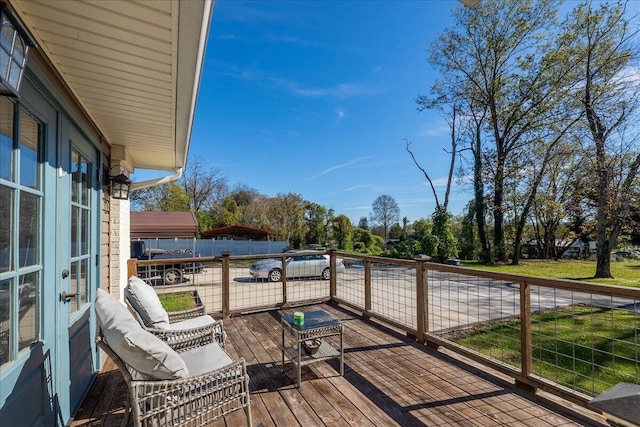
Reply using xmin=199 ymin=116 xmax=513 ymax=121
xmin=595 ymin=234 xmax=612 ymax=278
xmin=472 ymin=122 xmax=491 ymax=263
xmin=586 ymin=68 xmax=613 ymax=278
xmin=493 ymin=153 xmax=506 ymax=262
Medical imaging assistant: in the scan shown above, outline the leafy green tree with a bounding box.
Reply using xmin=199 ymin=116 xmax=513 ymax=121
xmin=324 ymin=208 xmax=336 ymax=247
xmin=557 ymin=1 xmax=640 ymax=278
xmin=388 ymin=223 xmax=403 ymax=239
xmin=266 ymin=192 xmax=306 ymax=245
xmin=224 ymin=185 xmax=260 ymax=223
xmin=458 ymin=200 xmax=478 ymax=260
xmin=332 ymin=214 xmax=353 ymax=250
xmin=427 ymin=0 xmax=564 ymax=262
xmin=195 ymin=211 xmax=214 ymax=232
xmin=432 ymin=206 xmax=458 ymax=263
xmin=400 ymin=217 xmax=409 ymax=239
xmin=132 ymin=182 xmax=190 ymax=212
xmin=352 ymin=228 xmax=384 ymax=254
xmin=358 ymin=217 xmax=369 ymax=230
xmin=218 ymin=197 xmax=241 ymax=225
xmin=305 ymin=202 xmax=327 ymax=246
xmin=389 ymin=239 xmax=422 ymax=259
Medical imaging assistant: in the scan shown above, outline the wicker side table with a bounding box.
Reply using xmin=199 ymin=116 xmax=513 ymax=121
xmin=281 ymin=310 xmax=344 ymax=387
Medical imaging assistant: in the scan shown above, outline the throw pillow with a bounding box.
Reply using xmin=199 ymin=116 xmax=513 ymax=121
xmin=125 ymin=276 xmax=170 ymax=329
xmin=95 ymin=289 xmax=188 ymax=379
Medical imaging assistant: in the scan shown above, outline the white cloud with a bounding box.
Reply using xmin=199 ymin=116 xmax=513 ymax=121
xmin=336 ymin=184 xmax=369 ymax=193
xmin=292 ymin=81 xmax=386 ymax=99
xmin=419 ymin=122 xmax=450 ymax=137
xmin=335 ymin=108 xmax=345 ymax=119
xmin=316 ymin=157 xmax=371 ymax=177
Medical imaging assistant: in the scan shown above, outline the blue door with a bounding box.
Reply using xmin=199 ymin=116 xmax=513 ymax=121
xmin=0 ymin=74 xmax=100 ymax=425
xmin=0 ymin=79 xmax=59 ymax=425
xmin=56 ymin=119 xmax=100 ymax=420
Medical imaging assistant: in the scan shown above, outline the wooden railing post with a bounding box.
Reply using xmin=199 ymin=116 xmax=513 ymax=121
xmin=364 ymin=259 xmax=372 ymax=318
xmin=127 ymin=258 xmax=138 ymax=279
xmin=281 ymin=253 xmax=288 ymax=307
xmin=414 ymin=255 xmax=430 ymax=344
xmin=329 ymin=248 xmax=337 ymax=301
xmin=221 ymin=251 xmax=230 ymax=319
xmin=519 ymin=280 xmax=533 ymax=389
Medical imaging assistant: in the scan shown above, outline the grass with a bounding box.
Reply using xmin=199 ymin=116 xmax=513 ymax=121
xmin=451 ymin=305 xmax=640 ymax=396
xmin=158 ymin=292 xmax=198 ymax=312
xmin=462 ymin=259 xmax=640 ymax=288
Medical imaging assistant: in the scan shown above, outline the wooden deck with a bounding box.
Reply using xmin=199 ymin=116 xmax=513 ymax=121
xmin=72 ymin=304 xmax=608 ymax=427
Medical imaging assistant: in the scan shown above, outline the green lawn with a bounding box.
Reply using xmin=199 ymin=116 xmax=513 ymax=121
xmin=462 ymin=259 xmax=640 ymax=288
xmin=451 ymin=305 xmax=639 ymax=396
xmin=158 ymin=292 xmax=198 ymax=312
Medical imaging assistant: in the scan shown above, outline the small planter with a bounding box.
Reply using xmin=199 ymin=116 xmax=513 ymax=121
xmin=303 ymin=338 xmax=322 ymax=355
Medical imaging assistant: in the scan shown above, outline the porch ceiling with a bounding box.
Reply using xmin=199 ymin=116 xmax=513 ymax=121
xmin=11 ymin=0 xmax=212 ymax=172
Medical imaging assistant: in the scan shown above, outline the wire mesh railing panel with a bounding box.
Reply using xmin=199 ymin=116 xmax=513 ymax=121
xmin=228 ymin=258 xmax=283 ymax=311
xmin=149 ymin=258 xmax=223 ymax=315
xmin=285 ymin=277 xmax=330 ymax=304
xmin=370 ymin=263 xmax=417 ymax=330
xmin=428 ymin=271 xmax=521 ymax=369
xmin=137 ymin=251 xmax=640 ymax=403
xmin=335 ymin=262 xmax=365 ymax=309
xmin=529 ymin=287 xmax=640 ymax=397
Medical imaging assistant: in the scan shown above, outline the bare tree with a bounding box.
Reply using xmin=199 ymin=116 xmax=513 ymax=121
xmin=370 ymin=195 xmax=400 ymax=240
xmin=180 ymin=155 xmax=228 ymax=212
xmin=405 ymin=103 xmax=460 ymax=211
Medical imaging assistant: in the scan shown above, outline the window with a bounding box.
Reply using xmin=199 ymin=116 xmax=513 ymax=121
xmin=0 ymin=97 xmax=42 ymax=366
xmin=69 ymin=149 xmax=91 ymax=313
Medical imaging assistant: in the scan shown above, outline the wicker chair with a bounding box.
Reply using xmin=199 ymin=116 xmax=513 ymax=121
xmin=128 ymin=302 xmax=228 ymax=351
xmin=97 ymin=322 xmax=252 ymax=427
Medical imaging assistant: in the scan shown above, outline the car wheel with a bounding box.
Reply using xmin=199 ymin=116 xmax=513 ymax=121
xmin=163 ymin=268 xmax=182 ymax=285
xmin=268 ymin=269 xmax=282 ymax=282
xmin=321 ymin=268 xmax=330 ymax=280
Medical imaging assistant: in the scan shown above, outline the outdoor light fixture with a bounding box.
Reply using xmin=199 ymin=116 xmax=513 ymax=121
xmin=0 ymin=2 xmax=36 ymax=97
xmin=110 ymin=171 xmax=132 ymax=200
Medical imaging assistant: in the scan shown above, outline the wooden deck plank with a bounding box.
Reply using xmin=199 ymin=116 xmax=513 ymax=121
xmin=227 ymin=317 xmax=299 ymax=426
xmin=239 ymin=313 xmax=334 ymax=427
xmin=72 ymin=303 xmax=609 ymax=427
xmin=71 ymin=359 xmax=127 ymax=427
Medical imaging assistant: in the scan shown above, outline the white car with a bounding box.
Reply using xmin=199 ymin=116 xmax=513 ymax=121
xmin=249 ymin=250 xmax=346 ymax=282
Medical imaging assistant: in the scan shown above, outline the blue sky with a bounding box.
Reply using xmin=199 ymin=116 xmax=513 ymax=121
xmin=137 ymin=1 xmax=472 ymax=223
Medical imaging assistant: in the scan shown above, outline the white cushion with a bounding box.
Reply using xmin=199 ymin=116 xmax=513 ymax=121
xmin=125 ymin=276 xmax=170 ymax=329
xmin=180 ymin=341 xmax=233 ymax=376
xmin=95 ymin=289 xmax=188 ymax=379
xmin=168 ymin=314 xmax=215 ymax=330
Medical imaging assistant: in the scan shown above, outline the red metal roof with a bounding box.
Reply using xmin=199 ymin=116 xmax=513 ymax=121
xmin=130 ymin=211 xmax=199 ymax=238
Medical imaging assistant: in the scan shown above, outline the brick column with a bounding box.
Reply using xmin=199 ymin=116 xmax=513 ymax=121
xmin=109 ymin=196 xmax=130 ymax=301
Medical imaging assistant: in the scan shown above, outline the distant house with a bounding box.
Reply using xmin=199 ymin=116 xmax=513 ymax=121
xmin=522 ymin=239 xmax=593 ymax=258
xmin=385 ymin=238 xmax=401 ymax=250
xmin=202 ymin=224 xmax=275 ymax=241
